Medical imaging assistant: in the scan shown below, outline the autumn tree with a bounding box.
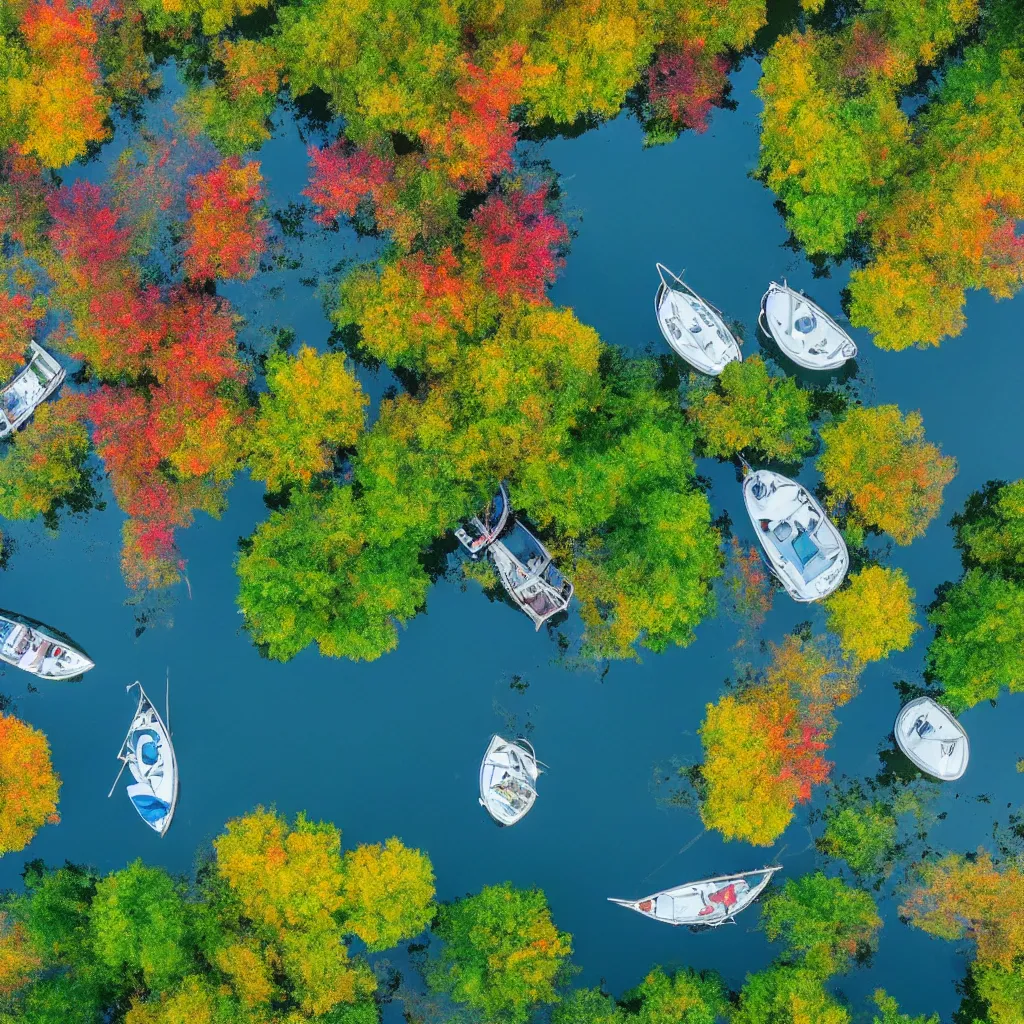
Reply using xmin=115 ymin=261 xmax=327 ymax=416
xmin=0 ymin=291 xmax=42 ymax=383
xmin=902 ymin=850 xmax=1024 ymax=1024
xmin=3 ymin=0 xmax=111 ymax=168
xmin=760 ymin=872 xmax=882 ymax=977
xmin=339 ymin=838 xmax=436 ymax=951
xmin=0 ymin=712 xmax=60 ymax=856
xmin=180 ymin=40 xmax=283 ymax=156
xmin=871 ymin=990 xmax=940 ymax=1024
xmin=617 ymin=966 xmax=728 ymax=1024
xmin=428 ymin=883 xmax=571 ymax=1024
xmin=951 ymin=478 xmax=1024 ymax=580
xmin=817 ymin=405 xmax=956 ymax=544
xmin=926 ymin=568 xmax=1024 ymax=710
xmin=825 ymin=565 xmax=919 ymax=663
xmin=247 ymin=346 xmax=368 ymax=492
xmin=732 ymin=965 xmax=851 ymax=1024
xmin=817 ymin=793 xmax=899 ymax=879
xmin=687 ymin=355 xmax=814 ymax=463
xmin=698 ymin=635 xmax=858 ymax=845
xmin=183 ymin=158 xmax=268 ymax=282
xmin=0 ymin=397 xmax=91 ymax=522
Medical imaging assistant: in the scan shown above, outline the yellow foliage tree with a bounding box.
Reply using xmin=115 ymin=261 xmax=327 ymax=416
xmin=818 ymin=405 xmax=957 ymax=544
xmin=826 ymin=565 xmax=919 ymax=663
xmin=340 ymin=838 xmax=436 ymax=951
xmin=247 ymin=346 xmax=368 ymax=491
xmin=0 ymin=712 xmax=60 ymax=856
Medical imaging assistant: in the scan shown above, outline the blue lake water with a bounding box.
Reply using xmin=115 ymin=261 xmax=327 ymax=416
xmin=2 ymin=48 xmax=1023 ymax=1023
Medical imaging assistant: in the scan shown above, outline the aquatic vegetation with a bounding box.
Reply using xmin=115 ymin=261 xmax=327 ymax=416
xmin=817 ymin=797 xmax=899 ymax=879
xmin=0 ymin=397 xmax=91 ymax=521
xmin=687 ymin=355 xmax=815 ymax=463
xmin=758 ymin=1 xmax=1024 ymax=351
xmin=339 ymin=838 xmax=436 ymax=952
xmin=903 ymin=850 xmax=1024 ymax=1024
xmin=731 ymin=965 xmax=851 ymax=1024
xmin=951 ymin=478 xmax=1024 ymax=580
xmin=180 ymin=40 xmax=283 ymax=156
xmin=0 ymin=290 xmax=42 ymax=383
xmin=926 ymin=568 xmax=1024 ymax=710
xmin=721 ymin=536 xmax=774 ymax=633
xmin=817 ymin=405 xmax=956 ymax=545
xmin=0 ymin=808 xmax=443 ymax=1021
xmin=698 ymin=635 xmax=858 ymax=845
xmin=183 ymin=158 xmax=268 ymax=282
xmin=618 ymin=965 xmax=728 ymax=1024
xmin=429 ymin=883 xmax=571 ymax=1024
xmin=871 ymin=990 xmax=939 ymax=1024
xmin=760 ymin=872 xmax=882 ymax=977
xmin=0 ymin=712 xmax=60 ymax=856
xmin=1 ymin=0 xmax=111 ymax=168
xmin=246 ymin=346 xmax=368 ymax=492
xmin=825 ymin=566 xmax=919 ymax=664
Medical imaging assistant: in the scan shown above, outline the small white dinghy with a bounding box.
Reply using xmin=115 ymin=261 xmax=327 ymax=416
xmin=655 ymin=264 xmax=742 ymax=376
xmin=0 ymin=341 xmax=65 ymax=438
xmin=759 ymin=281 xmax=857 ymax=371
xmin=111 ymin=681 xmax=179 ymax=836
xmin=743 ymin=469 xmax=848 ymax=602
xmin=609 ymin=866 xmax=781 ymax=927
xmin=489 ymin=521 xmax=573 ymax=629
xmin=0 ymin=609 xmax=94 ymax=679
xmin=895 ymin=697 xmax=969 ymax=781
xmin=479 ymin=735 xmax=541 ymax=826
xmin=455 ymin=483 xmax=510 ymax=559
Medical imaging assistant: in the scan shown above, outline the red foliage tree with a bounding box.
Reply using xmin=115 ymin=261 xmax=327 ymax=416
xmin=647 ymin=42 xmax=731 ymax=134
xmin=183 ymin=158 xmax=268 ymax=281
xmin=0 ymin=292 xmax=42 ymax=382
xmin=464 ymin=189 xmax=568 ymax=303
xmin=305 ymin=144 xmax=397 ymax=225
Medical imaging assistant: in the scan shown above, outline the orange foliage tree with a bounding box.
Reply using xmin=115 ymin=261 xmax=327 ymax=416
xmin=4 ymin=0 xmax=111 ymax=168
xmin=0 ymin=712 xmax=60 ymax=856
xmin=698 ymin=635 xmax=859 ymax=845
xmin=183 ymin=158 xmax=268 ymax=282
xmin=818 ymin=405 xmax=957 ymax=545
xmin=0 ymin=290 xmax=42 ymax=383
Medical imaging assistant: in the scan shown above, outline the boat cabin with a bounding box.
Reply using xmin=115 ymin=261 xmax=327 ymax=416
xmin=0 ymin=342 xmax=66 ymax=438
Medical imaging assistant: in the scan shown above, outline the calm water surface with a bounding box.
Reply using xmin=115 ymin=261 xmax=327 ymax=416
xmin=2 ymin=50 xmax=1023 ymax=1023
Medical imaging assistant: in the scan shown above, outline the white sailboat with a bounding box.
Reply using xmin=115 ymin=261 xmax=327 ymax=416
xmin=759 ymin=281 xmax=857 ymax=371
xmin=479 ymin=735 xmax=541 ymax=826
xmin=895 ymin=697 xmax=969 ymax=781
xmin=609 ymin=866 xmax=781 ymax=927
xmin=655 ymin=264 xmax=742 ymax=376
xmin=111 ymin=681 xmax=179 ymax=836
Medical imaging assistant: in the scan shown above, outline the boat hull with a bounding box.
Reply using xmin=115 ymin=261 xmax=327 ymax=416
xmin=479 ymin=735 xmax=539 ymax=826
xmin=0 ymin=610 xmax=94 ymax=679
xmin=655 ymin=265 xmax=741 ymax=376
xmin=895 ymin=697 xmax=969 ymax=781
xmin=743 ymin=470 xmax=848 ymax=602
xmin=759 ymin=282 xmax=857 ymax=371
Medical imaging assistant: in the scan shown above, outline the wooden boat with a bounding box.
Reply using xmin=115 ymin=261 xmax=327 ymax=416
xmin=743 ymin=469 xmax=848 ymax=602
xmin=759 ymin=281 xmax=857 ymax=371
xmin=655 ymin=264 xmax=741 ymax=376
xmin=489 ymin=521 xmax=573 ymax=629
xmin=0 ymin=608 xmax=94 ymax=679
xmin=479 ymin=735 xmax=541 ymax=826
xmin=895 ymin=697 xmax=969 ymax=781
xmin=0 ymin=341 xmax=65 ymax=438
xmin=112 ymin=682 xmax=179 ymax=836
xmin=455 ymin=483 xmax=510 ymax=559
xmin=609 ymin=866 xmax=781 ymax=927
